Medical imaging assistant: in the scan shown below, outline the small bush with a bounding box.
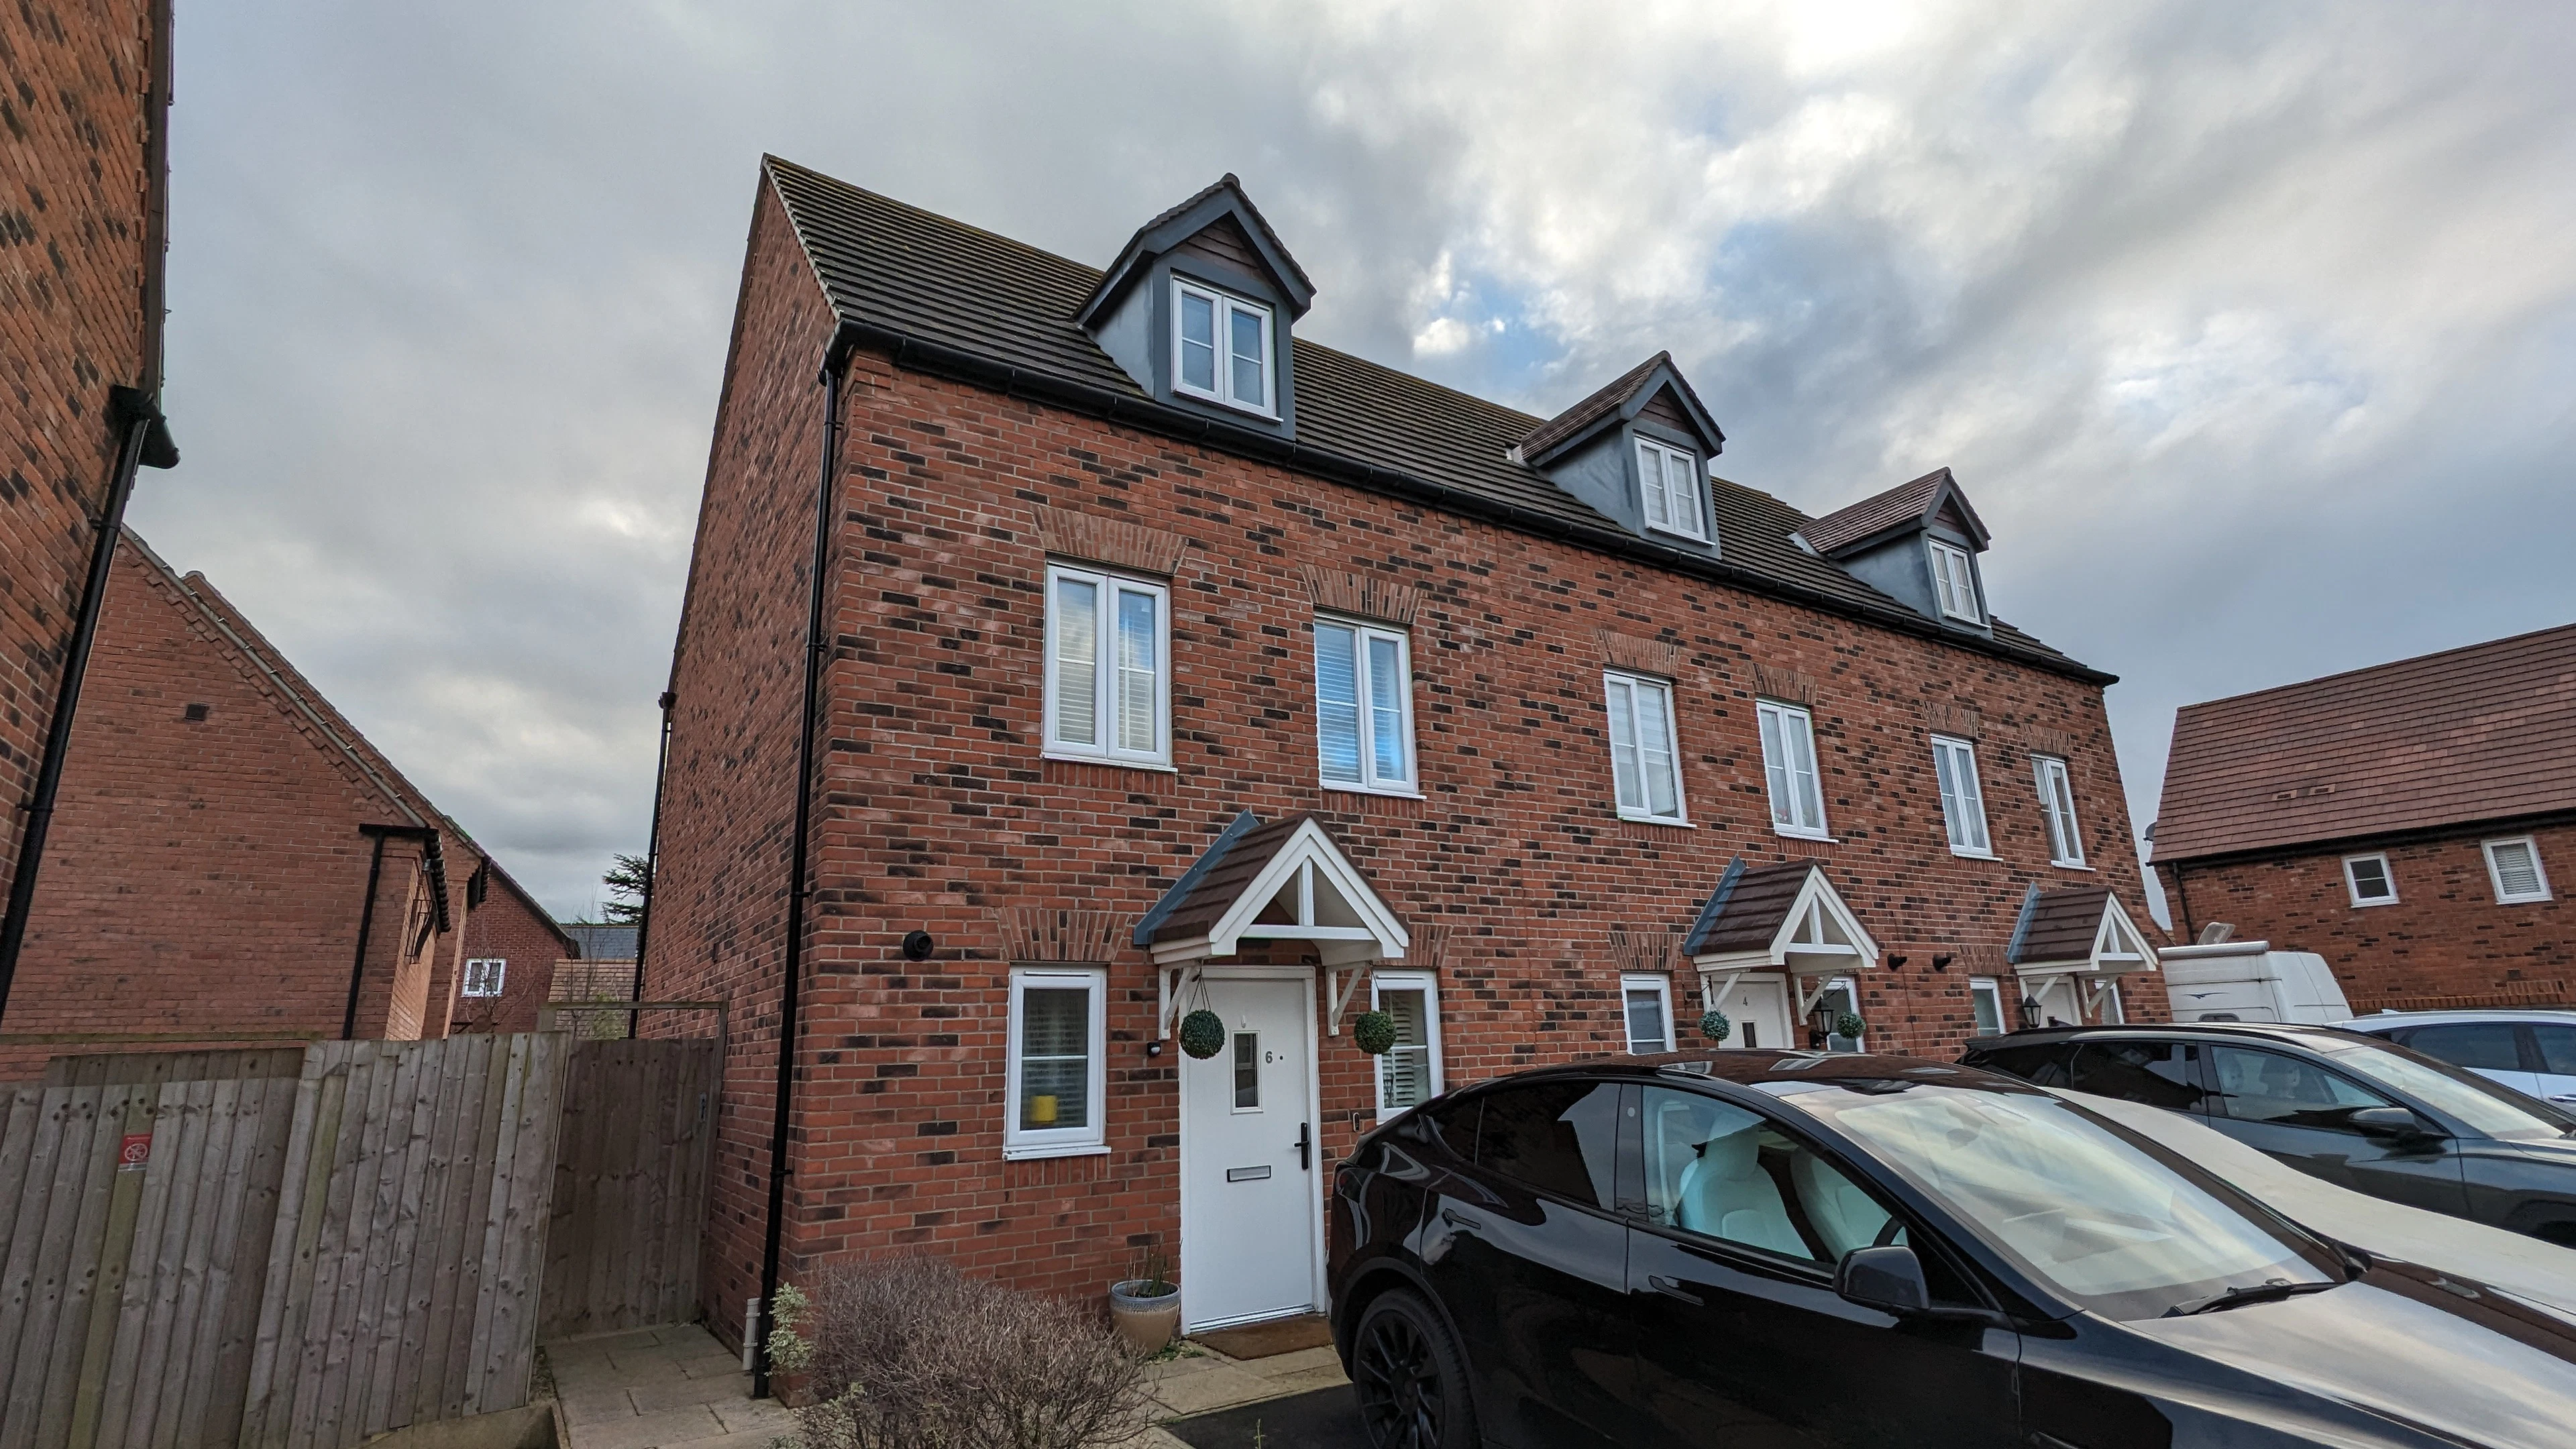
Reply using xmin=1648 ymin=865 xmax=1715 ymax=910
xmin=771 ymin=1257 xmax=1150 ymax=1449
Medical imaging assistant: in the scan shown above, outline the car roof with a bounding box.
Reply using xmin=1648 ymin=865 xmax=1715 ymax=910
xmin=1456 ymin=1049 xmax=2015 ymax=1091
xmin=1961 ymin=1022 xmax=2374 ymax=1051
xmin=2336 ymin=1009 xmax=2576 ymax=1030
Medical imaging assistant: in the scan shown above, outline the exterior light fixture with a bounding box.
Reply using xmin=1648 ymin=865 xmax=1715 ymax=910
xmin=2017 ymin=994 xmax=2043 ymax=1031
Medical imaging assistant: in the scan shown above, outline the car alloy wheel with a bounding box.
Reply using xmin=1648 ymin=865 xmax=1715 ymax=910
xmin=1353 ymin=1290 xmax=1470 ymax=1449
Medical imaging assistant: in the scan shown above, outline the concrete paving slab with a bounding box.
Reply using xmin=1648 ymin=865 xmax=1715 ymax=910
xmin=1240 ymin=1345 xmax=1342 ymax=1381
xmin=707 ymin=1398 xmax=796 ymax=1436
xmin=568 ymin=1405 xmax=728 ymax=1449
xmin=627 ymin=1376 xmax=751 ymax=1414
xmin=557 ymin=1388 xmax=649 ymax=1427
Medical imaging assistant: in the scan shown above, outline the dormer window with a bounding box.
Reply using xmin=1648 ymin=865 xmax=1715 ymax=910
xmin=1635 ymin=437 xmax=1708 ymax=542
xmin=1173 ymin=279 xmax=1275 ymax=416
xmin=1928 ymin=538 xmax=1982 ymax=623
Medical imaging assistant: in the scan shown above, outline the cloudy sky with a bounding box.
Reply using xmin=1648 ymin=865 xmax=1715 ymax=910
xmin=138 ymin=0 xmax=2576 ymax=918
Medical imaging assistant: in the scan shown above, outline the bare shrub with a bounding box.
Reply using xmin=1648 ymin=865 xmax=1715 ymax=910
xmin=771 ymin=1256 xmax=1150 ymax=1449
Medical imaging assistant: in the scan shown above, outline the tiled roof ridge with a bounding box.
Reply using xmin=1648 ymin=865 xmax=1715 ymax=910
xmin=2174 ymin=621 xmax=2576 ymax=720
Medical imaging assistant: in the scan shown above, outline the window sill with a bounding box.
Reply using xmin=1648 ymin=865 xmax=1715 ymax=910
xmin=1322 ymin=781 xmax=1423 ymax=800
xmin=1170 ymin=386 xmax=1280 ymax=423
xmin=1947 ymin=847 xmax=1998 ymax=861
xmin=1645 ymin=523 xmax=1713 ymax=547
xmin=2347 ymin=898 xmax=2400 ymax=909
xmin=1617 ymin=812 xmax=1695 ymax=828
xmin=1938 ymin=610 xmax=1986 ymax=627
xmin=1002 ymin=1142 xmax=1112 ymax=1162
xmin=1771 ymin=826 xmax=1836 ymax=843
xmin=2496 ymin=894 xmax=2555 ymax=907
xmin=1042 ymin=750 xmax=1178 ymax=774
xmin=2049 ymin=860 xmax=2095 ymax=872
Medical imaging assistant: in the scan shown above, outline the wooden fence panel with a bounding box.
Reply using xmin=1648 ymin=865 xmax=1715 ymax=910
xmin=1 ymin=1036 xmax=579 ymax=1449
xmin=535 ymin=1038 xmax=718 ymax=1339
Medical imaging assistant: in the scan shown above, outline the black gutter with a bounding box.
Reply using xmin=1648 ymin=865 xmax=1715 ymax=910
xmin=753 ymin=341 xmax=846 ymax=1398
xmin=822 ymin=319 xmax=2116 ymax=688
xmin=344 ymin=823 xmax=439 ymax=1038
xmin=628 ymin=688 xmax=678 ymax=1038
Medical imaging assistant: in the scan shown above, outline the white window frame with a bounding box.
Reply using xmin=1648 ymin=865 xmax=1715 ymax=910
xmin=1928 ymin=539 xmax=1982 ymax=623
xmin=1312 ymin=616 xmax=1417 ymax=795
xmin=1370 ymin=969 xmax=1444 ymax=1118
xmin=1603 ymin=671 xmax=1690 ymax=824
xmin=1004 ymin=967 xmax=1110 ymax=1160
xmin=1748 ymin=698 xmax=1826 ymax=840
xmin=1968 ymin=977 xmax=2006 ymax=1036
xmin=2033 ymin=755 xmax=2087 ymax=868
xmin=461 ymin=959 xmax=505 ymax=998
xmin=2482 ymin=837 xmax=2553 ymax=905
xmin=1634 ymin=436 xmax=1709 ymax=543
xmin=1821 ymin=975 xmax=1864 ymax=1053
xmin=2342 ymin=853 xmax=2399 ymax=908
xmin=1929 ymin=735 xmax=1992 ymax=857
xmin=1042 ymin=562 xmax=1171 ymax=767
xmin=1171 ymin=278 xmax=1277 ymax=417
xmin=1621 ymin=973 xmax=1677 ymax=1055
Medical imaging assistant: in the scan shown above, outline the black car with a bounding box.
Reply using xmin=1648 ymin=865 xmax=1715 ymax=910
xmin=1962 ymin=1022 xmax=2576 ymax=1245
xmin=1328 ymin=1051 xmax=2576 ymax=1448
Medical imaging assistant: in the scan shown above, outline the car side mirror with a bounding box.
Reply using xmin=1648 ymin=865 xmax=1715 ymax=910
xmin=2349 ymin=1106 xmax=2439 ymax=1140
xmin=1836 ymin=1245 xmax=1931 ymax=1316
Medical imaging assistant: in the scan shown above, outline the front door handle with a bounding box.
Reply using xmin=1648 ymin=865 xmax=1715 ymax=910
xmin=1440 ymin=1208 xmax=1483 ymax=1232
xmin=1297 ymin=1121 xmax=1311 ymax=1171
xmin=1648 ymin=1274 xmax=1704 ymax=1305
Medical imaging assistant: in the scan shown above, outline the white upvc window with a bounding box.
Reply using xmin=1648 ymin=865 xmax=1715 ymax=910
xmin=1756 ymin=699 xmax=1828 ymax=839
xmin=2343 ymin=853 xmax=2398 ymax=908
xmin=1968 ymin=977 xmax=2006 ymax=1036
xmin=1313 ymin=619 xmax=1415 ymax=794
xmin=1635 ymin=437 xmax=1709 ymax=543
xmin=1930 ymin=736 xmax=1992 ymax=857
xmin=1621 ymin=974 xmax=1676 ymax=1055
xmin=1173 ymin=278 xmax=1275 ymax=416
xmin=1603 ymin=672 xmax=1687 ymax=823
xmin=1929 ymin=539 xmax=1982 ymax=623
xmin=2034 ymin=755 xmax=2086 ymax=867
xmin=1005 ymin=967 xmax=1108 ymax=1159
xmin=2483 ymin=837 xmax=2553 ymax=905
xmin=1371 ymin=970 xmax=1443 ymax=1116
xmin=1043 ymin=564 xmax=1169 ymax=766
xmin=461 ymin=959 xmax=505 ymax=998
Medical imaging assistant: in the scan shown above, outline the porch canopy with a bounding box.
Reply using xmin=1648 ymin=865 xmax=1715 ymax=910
xmin=1683 ymin=858 xmax=1883 ymax=1024
xmin=1136 ymin=812 xmax=1409 ymax=1035
xmin=2005 ymin=883 xmax=2161 ymax=1026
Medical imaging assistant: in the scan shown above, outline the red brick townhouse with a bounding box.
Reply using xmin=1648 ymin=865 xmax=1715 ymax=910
xmin=0 ymin=0 xmax=180 ymax=998
xmin=644 ymin=158 xmax=2166 ymax=1347
xmin=2154 ymin=623 xmax=2576 ymax=1012
xmin=0 ymin=530 xmax=572 ymax=1079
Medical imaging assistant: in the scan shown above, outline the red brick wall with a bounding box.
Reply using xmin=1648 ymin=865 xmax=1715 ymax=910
xmin=2161 ymin=820 xmax=2574 ymax=1010
xmin=0 ymin=542 xmax=459 ymax=1079
xmin=451 ymin=879 xmax=572 ymax=1034
xmin=649 ymin=188 xmax=2165 ymax=1336
xmin=643 ymin=183 xmax=843 ymax=1348
xmin=0 ymin=0 xmax=164 ymax=894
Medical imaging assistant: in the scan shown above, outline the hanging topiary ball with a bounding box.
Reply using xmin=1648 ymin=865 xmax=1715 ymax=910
xmin=1179 ymin=1009 xmax=1226 ymax=1059
xmin=1833 ymin=1011 xmax=1867 ymax=1042
xmin=1698 ymin=1010 xmax=1732 ymax=1043
xmin=1352 ymin=1009 xmax=1398 ymax=1055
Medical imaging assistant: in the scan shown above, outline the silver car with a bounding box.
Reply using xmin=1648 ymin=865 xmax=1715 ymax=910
xmin=2338 ymin=1010 xmax=2576 ymax=1108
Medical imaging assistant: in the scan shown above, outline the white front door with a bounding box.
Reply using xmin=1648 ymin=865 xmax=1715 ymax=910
xmin=1706 ymin=975 xmax=1794 ymax=1051
xmin=1180 ymin=974 xmax=1318 ymax=1331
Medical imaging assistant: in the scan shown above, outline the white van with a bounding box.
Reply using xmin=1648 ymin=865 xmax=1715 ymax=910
xmin=2156 ymin=940 xmax=2353 ymax=1025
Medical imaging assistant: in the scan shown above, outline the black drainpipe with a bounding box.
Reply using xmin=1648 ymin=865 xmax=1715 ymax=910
xmin=0 ymin=0 xmax=178 ymax=1026
xmin=627 ymin=688 xmax=677 ymax=1038
xmin=346 ymin=823 xmax=439 ymax=1038
xmin=753 ymin=334 xmax=850 ymax=1397
xmin=2169 ymin=862 xmax=2196 ymax=944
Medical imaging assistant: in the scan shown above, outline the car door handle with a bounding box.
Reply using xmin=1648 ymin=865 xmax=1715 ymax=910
xmin=1648 ymin=1275 xmax=1704 ymax=1306
xmin=1440 ymin=1208 xmax=1483 ymax=1232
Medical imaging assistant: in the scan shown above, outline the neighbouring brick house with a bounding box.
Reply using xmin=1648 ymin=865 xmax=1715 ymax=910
xmin=450 ymin=859 xmax=580 ymax=1035
xmin=2153 ymin=623 xmax=2576 ymax=1012
xmin=0 ymin=530 xmax=564 ymax=1079
xmin=645 ymin=160 xmax=2165 ymax=1344
xmin=0 ymin=0 xmax=178 ymax=922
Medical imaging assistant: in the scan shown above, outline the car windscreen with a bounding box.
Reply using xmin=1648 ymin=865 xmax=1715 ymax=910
xmin=1764 ymin=1081 xmax=2342 ymax=1322
xmin=2313 ymin=1038 xmax=2575 ymax=1140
